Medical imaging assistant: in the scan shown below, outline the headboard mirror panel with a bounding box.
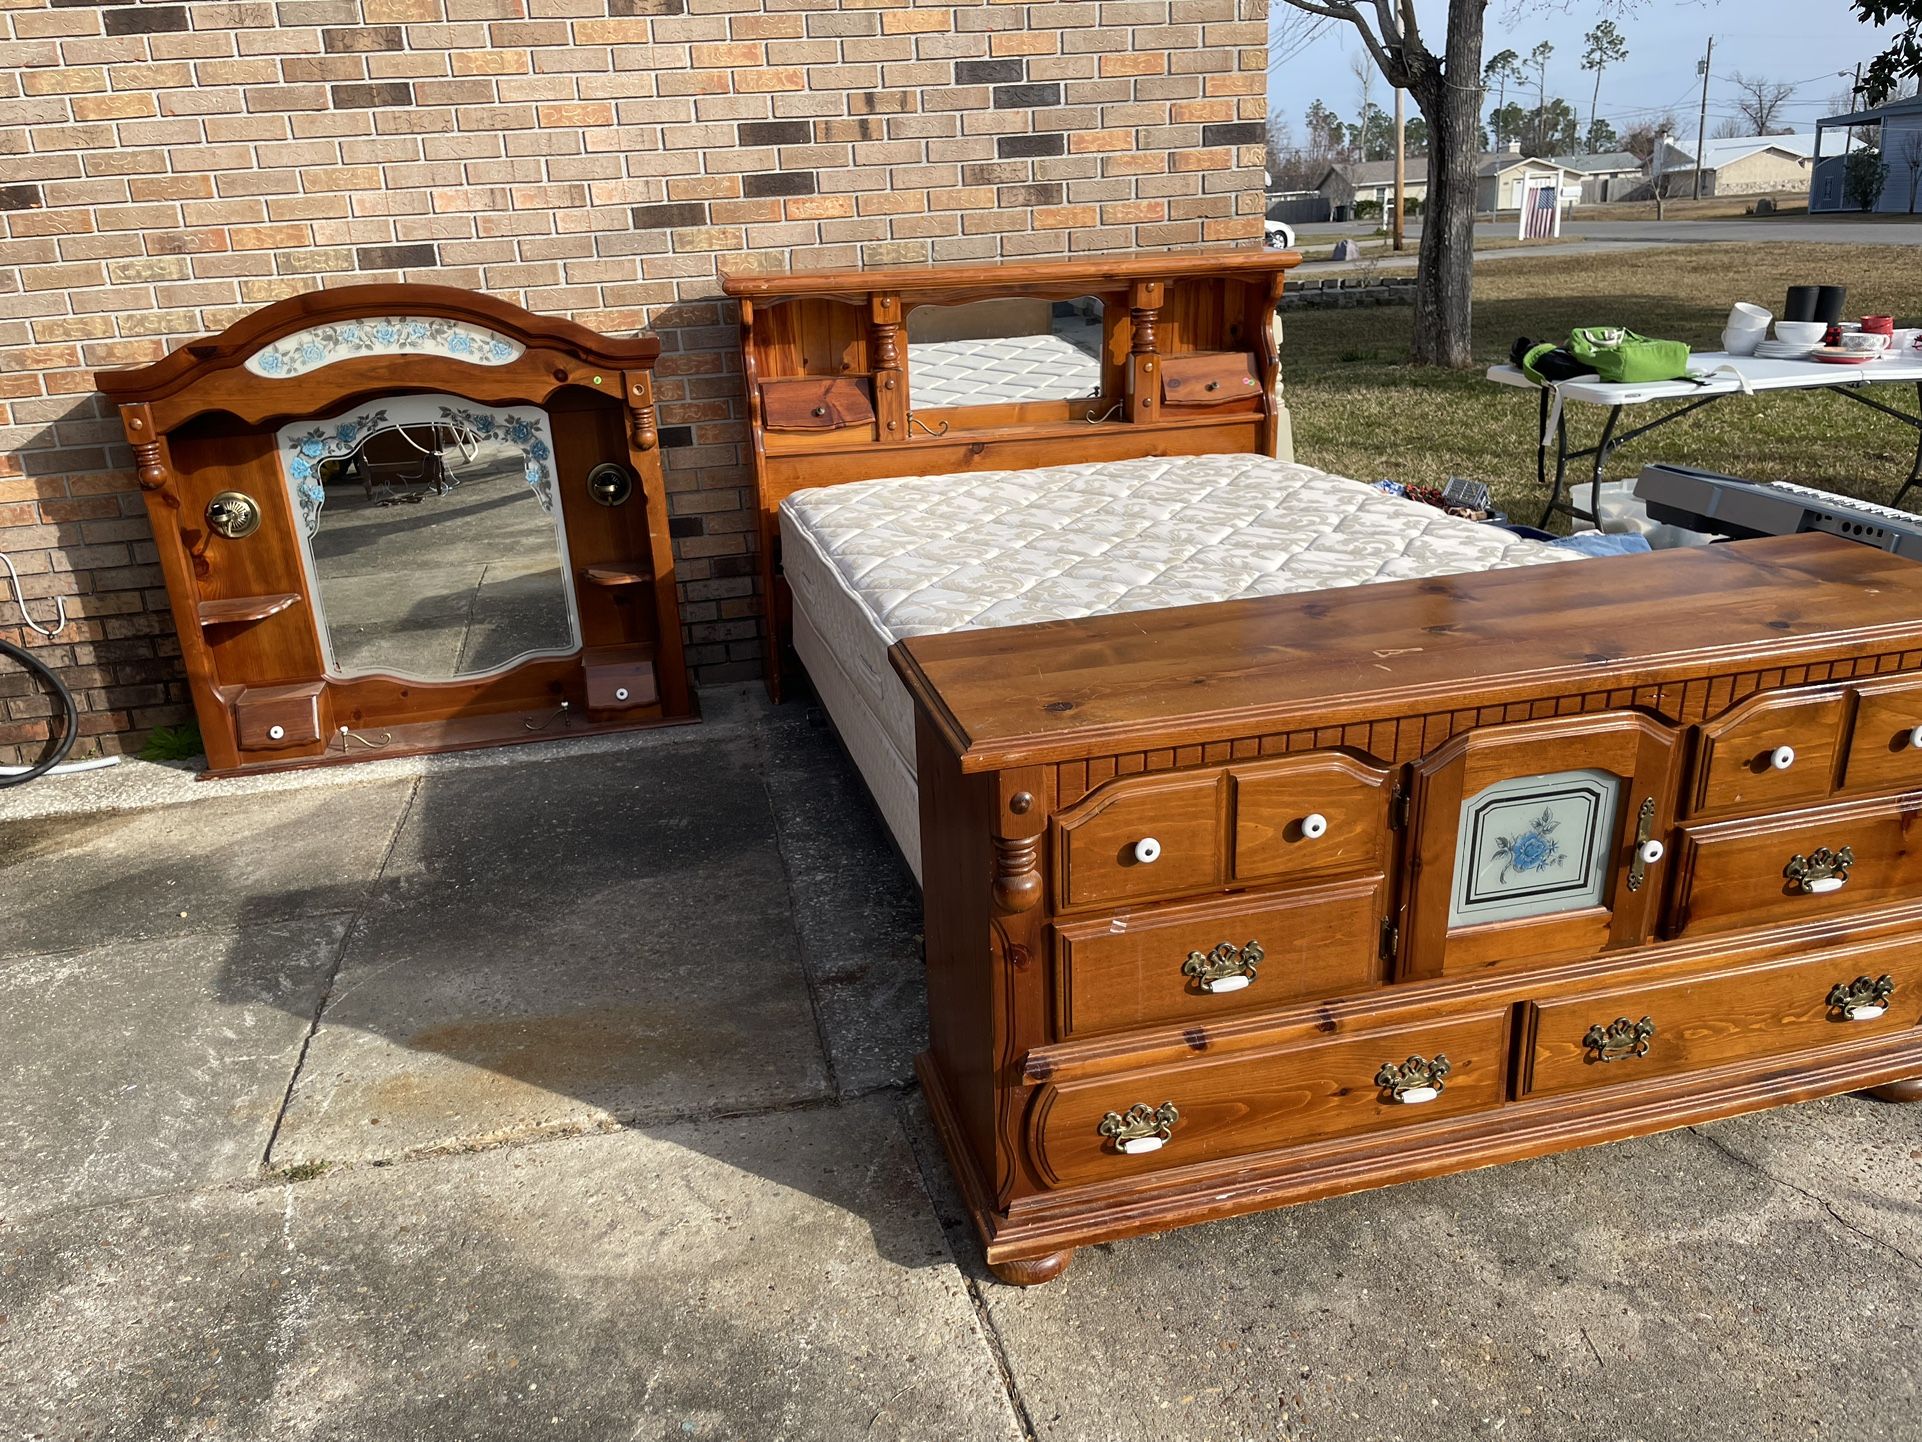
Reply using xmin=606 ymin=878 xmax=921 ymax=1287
xmin=720 ymin=248 xmax=1302 ymax=698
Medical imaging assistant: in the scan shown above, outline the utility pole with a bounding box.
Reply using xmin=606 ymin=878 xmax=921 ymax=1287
xmin=1693 ymin=36 xmax=1713 ymax=200
xmin=1392 ymin=84 xmax=1406 ymax=251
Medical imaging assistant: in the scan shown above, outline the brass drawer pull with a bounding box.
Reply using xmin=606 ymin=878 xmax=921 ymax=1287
xmin=1097 ymin=1101 xmax=1180 ymax=1155
xmin=1785 ymin=845 xmax=1853 ymax=895
xmin=1181 ymin=940 xmax=1262 ymax=994
xmin=1583 ymin=1015 xmax=1656 ymax=1063
xmin=1375 ymin=1054 xmax=1450 ymax=1105
xmin=1828 ymin=974 xmax=1895 ymax=1021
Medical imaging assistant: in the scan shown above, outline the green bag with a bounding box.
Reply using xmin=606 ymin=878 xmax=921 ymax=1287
xmin=1566 ymin=326 xmax=1691 ymax=384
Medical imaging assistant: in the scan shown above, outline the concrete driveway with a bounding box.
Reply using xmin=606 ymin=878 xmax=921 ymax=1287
xmin=3 ymin=692 xmax=1919 ymax=1440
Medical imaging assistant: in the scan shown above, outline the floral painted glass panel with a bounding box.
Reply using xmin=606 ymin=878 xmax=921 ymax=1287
xmin=244 ymin=316 xmax=524 ymax=378
xmin=273 ymin=394 xmax=578 ymax=682
xmin=1448 ymin=768 xmax=1624 ymax=928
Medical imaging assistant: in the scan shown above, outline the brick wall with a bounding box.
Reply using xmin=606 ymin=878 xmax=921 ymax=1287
xmin=0 ymin=0 xmax=1269 ymax=765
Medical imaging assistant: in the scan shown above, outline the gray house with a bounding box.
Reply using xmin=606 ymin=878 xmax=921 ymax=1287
xmin=1812 ymin=95 xmax=1922 ymax=212
xmin=1552 ymin=152 xmax=1645 ymax=204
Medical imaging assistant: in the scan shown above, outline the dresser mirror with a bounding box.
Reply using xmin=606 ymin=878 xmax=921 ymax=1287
xmin=277 ymin=394 xmax=579 ymax=681
xmin=905 ymin=294 xmax=1107 ymax=412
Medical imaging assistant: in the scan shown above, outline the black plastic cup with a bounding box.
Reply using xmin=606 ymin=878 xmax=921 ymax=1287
xmin=1784 ymin=286 xmax=1820 ymax=322
xmin=1815 ymin=285 xmax=1848 ymax=324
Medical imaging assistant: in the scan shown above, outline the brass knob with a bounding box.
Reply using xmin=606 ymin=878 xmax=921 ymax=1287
xmin=1097 ymin=1101 xmax=1179 ymax=1155
xmin=205 ymin=490 xmax=261 ymax=539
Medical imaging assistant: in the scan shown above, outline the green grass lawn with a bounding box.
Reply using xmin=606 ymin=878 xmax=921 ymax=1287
xmin=1281 ymin=243 xmax=1922 ymax=529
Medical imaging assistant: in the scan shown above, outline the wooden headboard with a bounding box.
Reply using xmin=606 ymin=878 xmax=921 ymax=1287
xmin=718 ymin=247 xmax=1302 ymax=698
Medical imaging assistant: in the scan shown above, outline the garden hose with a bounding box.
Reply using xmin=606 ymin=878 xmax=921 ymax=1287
xmin=0 ymin=635 xmax=77 ymax=788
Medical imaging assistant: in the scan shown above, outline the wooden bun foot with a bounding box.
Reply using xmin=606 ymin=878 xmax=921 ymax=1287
xmin=988 ymin=1249 xmax=1074 ymax=1286
xmin=1863 ymin=1076 xmax=1922 ymax=1103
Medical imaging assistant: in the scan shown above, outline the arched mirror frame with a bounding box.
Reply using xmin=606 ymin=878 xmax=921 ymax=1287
xmin=97 ymin=284 xmax=695 ymax=777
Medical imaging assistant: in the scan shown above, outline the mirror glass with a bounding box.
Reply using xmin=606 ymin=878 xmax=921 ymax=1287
xmin=276 ymin=394 xmax=579 ymax=681
xmin=906 ymin=295 xmax=1105 ymax=411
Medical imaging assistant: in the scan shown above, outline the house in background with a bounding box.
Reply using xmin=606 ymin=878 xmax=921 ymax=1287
xmin=1811 ymin=94 xmax=1922 ymax=212
xmin=1552 ymin=152 xmax=1645 ymax=204
xmin=1652 ymin=132 xmax=1848 ymax=198
xmin=1314 ymin=150 xmax=1581 ymax=215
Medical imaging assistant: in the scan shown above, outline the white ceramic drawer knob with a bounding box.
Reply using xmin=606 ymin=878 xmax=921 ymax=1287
xmin=267 ymin=724 xmax=285 ymax=741
xmin=1638 ymin=839 xmax=1665 ymax=865
xmin=1769 ymin=744 xmax=1796 ymax=771
xmin=1132 ymin=837 xmax=1162 ymax=865
xmin=614 ymin=686 xmax=630 ymax=702
xmin=1300 ymin=812 xmax=1329 ymax=839
xmin=1909 ymin=724 xmax=1922 ymax=749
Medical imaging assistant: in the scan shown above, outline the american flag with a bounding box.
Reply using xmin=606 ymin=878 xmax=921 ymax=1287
xmin=1522 ymin=180 xmax=1559 ymax=239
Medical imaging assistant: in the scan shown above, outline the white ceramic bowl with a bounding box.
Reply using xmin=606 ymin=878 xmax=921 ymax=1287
xmin=1773 ymin=320 xmax=1827 ymax=346
xmin=1727 ymin=301 xmax=1771 ymax=332
xmin=1722 ymin=327 xmax=1761 ymax=357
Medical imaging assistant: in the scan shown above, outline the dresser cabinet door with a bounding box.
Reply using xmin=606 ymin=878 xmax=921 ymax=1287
xmin=1400 ymin=712 xmax=1681 ymax=981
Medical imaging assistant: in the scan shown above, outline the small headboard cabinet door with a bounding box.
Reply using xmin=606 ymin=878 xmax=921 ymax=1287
xmin=1399 ymin=712 xmax=1682 ymax=981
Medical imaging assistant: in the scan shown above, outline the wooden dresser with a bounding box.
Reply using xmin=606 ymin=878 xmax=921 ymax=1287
xmin=892 ymin=535 xmax=1922 ymax=1285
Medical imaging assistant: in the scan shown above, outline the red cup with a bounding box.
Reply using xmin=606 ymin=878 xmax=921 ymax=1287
xmin=1863 ymin=314 xmax=1895 ymax=336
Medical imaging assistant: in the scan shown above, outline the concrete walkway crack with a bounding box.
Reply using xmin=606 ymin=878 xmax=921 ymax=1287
xmin=1687 ymin=1123 xmax=1922 ymax=1274
xmin=759 ymin=759 xmax=844 ymax=1102
xmin=258 ymin=774 xmax=425 ymax=1172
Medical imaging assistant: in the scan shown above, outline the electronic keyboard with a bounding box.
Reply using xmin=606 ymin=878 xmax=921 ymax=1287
xmin=1633 ymin=463 xmax=1922 ymax=560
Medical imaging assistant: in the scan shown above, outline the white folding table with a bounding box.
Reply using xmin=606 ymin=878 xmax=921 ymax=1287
xmin=1485 ymin=351 xmax=1922 ymax=527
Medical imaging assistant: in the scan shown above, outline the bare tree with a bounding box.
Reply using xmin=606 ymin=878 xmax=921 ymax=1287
xmin=1729 ymin=72 xmax=1796 ymax=133
xmin=1275 ymin=0 xmax=1645 ymax=367
xmin=1903 ymin=128 xmax=1922 ymax=212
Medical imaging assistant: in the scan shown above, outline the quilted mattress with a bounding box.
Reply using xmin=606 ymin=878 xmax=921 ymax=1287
xmin=781 ymin=453 xmax=1573 ymax=877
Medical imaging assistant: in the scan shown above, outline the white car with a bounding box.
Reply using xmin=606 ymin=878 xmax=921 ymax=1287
xmin=1263 ymin=219 xmax=1296 ymax=250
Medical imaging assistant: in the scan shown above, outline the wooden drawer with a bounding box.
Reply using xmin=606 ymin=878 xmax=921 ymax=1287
xmin=759 ymin=376 xmax=874 ymax=432
xmin=583 ymin=644 xmax=658 ymax=712
xmin=1026 ymin=1010 xmax=1508 ymax=1188
xmin=1842 ymin=675 xmax=1922 ymax=795
xmin=1230 ymin=753 xmax=1393 ymax=884
xmin=233 ymin=680 xmax=327 ymax=752
xmin=1053 ymin=770 xmax=1225 ymax=910
xmin=1667 ymin=793 xmax=1922 ymax=940
xmin=1052 ymin=876 xmax=1388 ymax=1039
xmin=1521 ymin=940 xmax=1921 ymax=1099
xmin=1159 ymin=351 xmax=1261 ymax=410
xmin=1688 ymin=686 xmax=1845 ymax=817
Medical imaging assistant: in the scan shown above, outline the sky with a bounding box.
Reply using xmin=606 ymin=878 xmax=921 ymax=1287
xmin=1267 ymin=0 xmax=1905 ymax=144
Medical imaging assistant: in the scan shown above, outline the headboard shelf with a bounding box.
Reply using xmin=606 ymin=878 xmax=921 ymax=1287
xmin=720 ymin=247 xmax=1301 ymax=700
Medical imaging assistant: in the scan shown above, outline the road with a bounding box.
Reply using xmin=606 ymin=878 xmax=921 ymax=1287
xmin=1287 ymin=215 xmax=1918 ymax=272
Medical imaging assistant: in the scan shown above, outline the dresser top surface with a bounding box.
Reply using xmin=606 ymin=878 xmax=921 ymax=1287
xmin=891 ymin=534 xmax=1922 ymax=772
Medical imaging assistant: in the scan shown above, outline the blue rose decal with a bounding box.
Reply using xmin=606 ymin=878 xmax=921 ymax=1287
xmin=1493 ymin=808 xmax=1564 ymax=882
